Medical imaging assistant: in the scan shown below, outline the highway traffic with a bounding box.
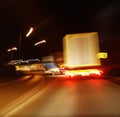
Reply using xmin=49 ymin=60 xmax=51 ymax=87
xmin=0 ymin=74 xmax=120 ymax=117
xmin=0 ymin=1 xmax=120 ymax=117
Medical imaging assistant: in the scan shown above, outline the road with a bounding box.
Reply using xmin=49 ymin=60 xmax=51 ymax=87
xmin=0 ymin=74 xmax=120 ymax=117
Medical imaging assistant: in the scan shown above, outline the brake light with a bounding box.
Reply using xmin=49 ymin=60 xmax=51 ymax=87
xmin=89 ymin=69 xmax=103 ymax=76
xmin=64 ymin=69 xmax=103 ymax=77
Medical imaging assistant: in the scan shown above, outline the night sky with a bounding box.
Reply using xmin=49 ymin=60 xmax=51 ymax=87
xmin=0 ymin=0 xmax=120 ymax=65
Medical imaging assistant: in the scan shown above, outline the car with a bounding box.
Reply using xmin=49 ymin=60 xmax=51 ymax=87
xmin=42 ymin=62 xmax=60 ymax=75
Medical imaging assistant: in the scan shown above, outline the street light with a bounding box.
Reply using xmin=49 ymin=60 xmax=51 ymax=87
xmin=7 ymin=47 xmax=17 ymax=60
xmin=25 ymin=27 xmax=47 ymax=46
xmin=18 ymin=27 xmax=34 ymax=59
xmin=26 ymin=27 xmax=34 ymax=37
xmin=7 ymin=47 xmax=17 ymax=52
xmin=25 ymin=26 xmax=47 ymax=57
xmin=34 ymin=40 xmax=46 ymax=46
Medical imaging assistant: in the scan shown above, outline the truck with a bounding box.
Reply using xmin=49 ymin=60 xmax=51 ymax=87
xmin=62 ymin=32 xmax=103 ymax=77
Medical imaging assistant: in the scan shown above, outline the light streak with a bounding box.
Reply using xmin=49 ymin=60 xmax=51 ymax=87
xmin=26 ymin=27 xmax=34 ymax=37
xmin=34 ymin=40 xmax=46 ymax=46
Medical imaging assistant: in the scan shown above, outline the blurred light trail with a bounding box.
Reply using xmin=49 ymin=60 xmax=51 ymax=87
xmin=34 ymin=40 xmax=46 ymax=46
xmin=7 ymin=47 xmax=17 ymax=52
xmin=26 ymin=27 xmax=34 ymax=37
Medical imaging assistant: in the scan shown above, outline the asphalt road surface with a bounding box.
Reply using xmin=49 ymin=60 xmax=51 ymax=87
xmin=0 ymin=74 xmax=120 ymax=117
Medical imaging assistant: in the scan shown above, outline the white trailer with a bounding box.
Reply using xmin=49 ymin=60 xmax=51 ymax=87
xmin=62 ymin=32 xmax=103 ymax=77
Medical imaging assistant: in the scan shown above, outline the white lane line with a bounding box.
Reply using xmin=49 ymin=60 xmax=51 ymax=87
xmin=0 ymin=76 xmax=44 ymax=116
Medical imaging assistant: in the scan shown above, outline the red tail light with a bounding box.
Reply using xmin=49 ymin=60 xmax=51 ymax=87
xmin=64 ymin=69 xmax=103 ymax=77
